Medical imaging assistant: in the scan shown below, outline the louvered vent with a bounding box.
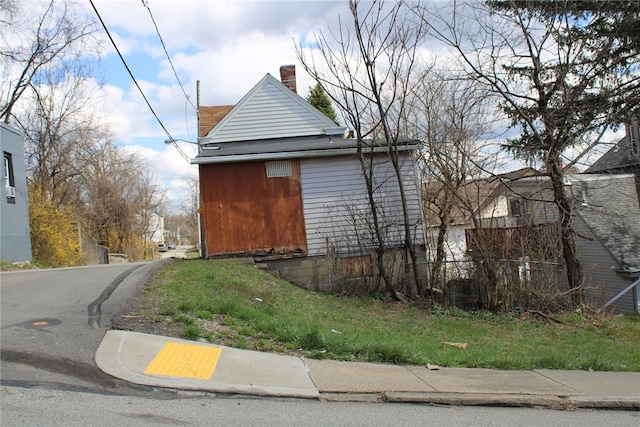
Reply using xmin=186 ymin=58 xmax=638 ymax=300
xmin=266 ymin=161 xmax=292 ymax=177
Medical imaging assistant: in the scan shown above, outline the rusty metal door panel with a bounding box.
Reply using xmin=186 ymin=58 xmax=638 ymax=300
xmin=199 ymin=161 xmax=307 ymax=256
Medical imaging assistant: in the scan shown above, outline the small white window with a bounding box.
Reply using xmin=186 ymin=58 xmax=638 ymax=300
xmin=266 ymin=160 xmax=292 ymax=178
xmin=4 ymin=151 xmax=15 ymax=202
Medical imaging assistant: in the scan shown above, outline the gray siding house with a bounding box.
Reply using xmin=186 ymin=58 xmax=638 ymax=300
xmin=0 ymin=122 xmax=32 ymax=262
xmin=508 ymin=174 xmax=640 ymax=313
xmin=193 ymin=66 xmax=426 ymax=292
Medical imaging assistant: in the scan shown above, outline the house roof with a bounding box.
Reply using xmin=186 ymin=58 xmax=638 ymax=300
xmin=423 ymin=167 xmax=539 ymax=225
xmin=199 ymin=73 xmax=345 ymax=145
xmin=193 ymin=72 xmax=421 ymax=164
xmin=586 ymin=124 xmax=640 ymax=173
xmin=473 ymin=168 xmax=541 ymax=215
xmin=511 ymin=173 xmax=640 ymax=271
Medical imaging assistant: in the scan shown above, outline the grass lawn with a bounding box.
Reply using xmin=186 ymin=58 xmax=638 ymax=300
xmin=135 ymin=259 xmax=640 ymax=371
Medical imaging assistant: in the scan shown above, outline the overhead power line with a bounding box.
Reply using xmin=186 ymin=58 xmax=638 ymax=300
xmin=88 ymin=0 xmax=191 ymax=163
xmin=142 ymin=0 xmax=197 ymax=111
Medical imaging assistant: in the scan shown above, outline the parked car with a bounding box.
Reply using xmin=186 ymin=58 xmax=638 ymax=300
xmin=167 ymin=243 xmax=176 ymax=250
xmin=158 ymin=243 xmax=167 ymax=252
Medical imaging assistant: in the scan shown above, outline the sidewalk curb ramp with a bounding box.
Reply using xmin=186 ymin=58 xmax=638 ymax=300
xmin=96 ymin=331 xmax=640 ymax=410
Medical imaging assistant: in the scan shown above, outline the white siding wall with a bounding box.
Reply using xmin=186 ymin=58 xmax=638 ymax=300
xmin=208 ymin=79 xmax=333 ymax=143
xmin=426 ymin=225 xmax=468 ymax=262
xmin=301 ymin=153 xmax=425 ymax=256
xmin=480 ymin=195 xmax=510 ymax=219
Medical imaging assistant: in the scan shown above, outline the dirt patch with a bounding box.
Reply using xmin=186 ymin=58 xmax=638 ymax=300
xmin=110 ymin=314 xmax=185 ymax=339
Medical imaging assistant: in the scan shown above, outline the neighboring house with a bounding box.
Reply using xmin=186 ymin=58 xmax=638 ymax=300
xmin=193 ymin=65 xmax=426 ymax=291
xmin=422 ymin=168 xmax=539 ymax=267
xmin=585 ymin=120 xmax=640 ymax=200
xmin=502 ymin=173 xmax=640 ymax=313
xmin=0 ymin=122 xmax=32 ymax=262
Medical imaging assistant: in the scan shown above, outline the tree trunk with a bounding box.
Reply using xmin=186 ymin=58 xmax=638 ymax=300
xmin=431 ymin=208 xmax=448 ymax=290
xmin=547 ymin=158 xmax=584 ymax=307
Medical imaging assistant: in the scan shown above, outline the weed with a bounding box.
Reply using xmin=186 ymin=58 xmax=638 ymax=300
xmin=151 ymin=315 xmax=170 ymax=325
xmin=367 ymin=344 xmax=411 ymax=364
xmin=295 ymin=330 xmax=325 ymax=350
xmin=158 ymin=308 xmax=175 ymax=317
xmin=174 ymin=314 xmax=195 ymax=326
xmin=182 ymin=326 xmax=201 ymax=340
xmin=178 ymin=302 xmax=194 ymax=312
xmin=195 ymin=310 xmax=213 ymax=320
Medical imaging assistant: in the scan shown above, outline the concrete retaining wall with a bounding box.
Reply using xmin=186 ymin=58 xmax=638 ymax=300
xmin=259 ymin=246 xmax=428 ymax=295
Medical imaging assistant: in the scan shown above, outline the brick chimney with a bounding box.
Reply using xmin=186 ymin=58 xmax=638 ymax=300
xmin=280 ymin=65 xmax=296 ymax=93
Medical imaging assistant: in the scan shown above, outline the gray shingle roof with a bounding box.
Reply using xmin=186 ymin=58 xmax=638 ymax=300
xmin=572 ymin=174 xmax=640 ymax=270
xmin=586 ymin=131 xmax=640 ymax=173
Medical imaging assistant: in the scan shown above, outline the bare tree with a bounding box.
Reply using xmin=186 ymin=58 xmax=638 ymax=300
xmin=80 ymin=140 xmax=164 ymax=259
xmin=406 ymin=67 xmax=495 ymax=293
xmin=0 ymin=0 xmax=100 ymax=123
xmin=414 ymin=0 xmax=640 ymax=306
xmin=298 ymin=0 xmax=427 ymax=299
xmin=18 ymin=65 xmax=106 ymax=210
xmin=179 ymin=176 xmax=201 ymax=245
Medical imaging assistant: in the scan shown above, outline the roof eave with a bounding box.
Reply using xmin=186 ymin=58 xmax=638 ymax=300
xmin=190 ymin=145 xmax=417 ymax=165
xmin=615 ymin=267 xmax=640 ymax=279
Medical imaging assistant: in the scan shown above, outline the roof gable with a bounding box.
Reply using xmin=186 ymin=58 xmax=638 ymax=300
xmin=201 ymin=74 xmax=344 ymax=144
xmin=423 ymin=167 xmax=539 ymax=225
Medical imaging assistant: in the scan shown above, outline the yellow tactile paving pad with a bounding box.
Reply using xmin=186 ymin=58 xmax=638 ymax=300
xmin=144 ymin=342 xmax=222 ymax=380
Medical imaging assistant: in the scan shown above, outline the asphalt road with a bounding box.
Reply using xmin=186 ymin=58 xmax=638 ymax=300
xmin=2 ymin=259 xmax=638 ymax=426
xmin=2 ymin=387 xmax=639 ymax=427
xmin=0 ymin=261 xmax=165 ymax=390
xmin=159 ymin=244 xmax=193 ymax=259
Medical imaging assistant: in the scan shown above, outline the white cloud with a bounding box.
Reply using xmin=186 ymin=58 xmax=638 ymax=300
xmin=85 ymin=0 xmax=351 ymax=208
xmin=92 ymin=2 xmax=345 ymax=123
xmin=120 ymin=142 xmax=198 ymax=206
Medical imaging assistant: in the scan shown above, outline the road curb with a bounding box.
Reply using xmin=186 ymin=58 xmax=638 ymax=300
xmin=383 ymin=392 xmax=569 ymax=408
xmin=568 ymin=396 xmax=640 ymax=410
xmin=318 ymin=392 xmax=640 ymax=410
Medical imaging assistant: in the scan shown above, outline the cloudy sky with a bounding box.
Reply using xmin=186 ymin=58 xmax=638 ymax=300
xmin=87 ymin=0 xmax=351 ymax=207
xmin=10 ymin=1 xmax=623 ymax=208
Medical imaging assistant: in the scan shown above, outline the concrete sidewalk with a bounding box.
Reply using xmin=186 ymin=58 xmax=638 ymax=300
xmin=96 ymin=330 xmax=640 ymax=409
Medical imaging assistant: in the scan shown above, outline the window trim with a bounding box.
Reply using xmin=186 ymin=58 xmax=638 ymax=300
xmin=4 ymin=151 xmax=15 ymax=202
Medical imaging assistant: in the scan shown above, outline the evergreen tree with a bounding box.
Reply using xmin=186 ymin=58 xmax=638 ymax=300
xmin=306 ymin=83 xmax=339 ymax=124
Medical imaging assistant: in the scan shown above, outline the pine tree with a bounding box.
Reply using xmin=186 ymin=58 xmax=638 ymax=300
xmin=306 ymin=83 xmax=339 ymax=124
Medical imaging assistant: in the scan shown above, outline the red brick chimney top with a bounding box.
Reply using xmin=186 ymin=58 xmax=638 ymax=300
xmin=280 ymin=65 xmax=296 ymax=93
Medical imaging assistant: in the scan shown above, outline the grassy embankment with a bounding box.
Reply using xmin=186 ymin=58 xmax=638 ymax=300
xmin=137 ymin=259 xmax=640 ymax=371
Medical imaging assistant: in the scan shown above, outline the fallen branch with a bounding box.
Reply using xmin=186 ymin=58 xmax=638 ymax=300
xmin=443 ymin=342 xmax=468 ymax=349
xmin=528 ymin=310 xmax=564 ymax=324
xmin=120 ymin=315 xmax=144 ymax=320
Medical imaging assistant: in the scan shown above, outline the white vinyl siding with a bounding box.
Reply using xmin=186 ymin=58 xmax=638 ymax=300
xmin=206 ymin=76 xmax=339 ymax=143
xmin=300 ymin=153 xmax=425 ymax=256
